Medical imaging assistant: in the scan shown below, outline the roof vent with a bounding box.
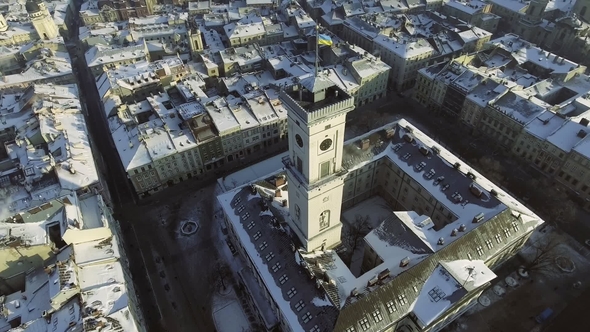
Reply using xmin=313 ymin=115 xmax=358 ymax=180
xmin=577 ymin=130 xmax=587 ymax=138
xmin=490 ymin=189 xmax=498 ymax=196
xmin=361 ymin=138 xmax=371 ymax=150
xmin=378 ymin=269 xmax=390 ymax=280
xmin=431 ymin=146 xmax=440 ymax=155
xmin=580 ymin=118 xmax=589 ymax=127
xmin=472 ymin=212 xmax=485 ymax=223
xmin=419 ymin=145 xmax=429 ymax=156
xmin=403 ymin=133 xmax=414 ymax=143
xmin=437 ymin=237 xmax=445 ymax=245
xmin=451 ymin=229 xmax=458 ymax=237
xmin=400 ymin=257 xmax=410 ymax=268
xmin=351 ymin=288 xmax=359 ymax=297
xmin=368 ymin=277 xmax=379 ymax=287
xmin=469 ymin=183 xmax=483 ymax=197
xmin=385 ymin=128 xmax=396 ymax=138
xmin=458 ymin=224 xmax=467 ymax=232
xmin=467 ymin=172 xmax=476 ymax=180
xmin=453 ymin=162 xmax=461 ymax=169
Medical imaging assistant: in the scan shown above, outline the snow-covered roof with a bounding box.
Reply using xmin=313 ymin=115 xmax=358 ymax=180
xmin=443 ymin=0 xmax=490 ymax=14
xmin=85 ymin=44 xmax=147 ymax=69
xmin=492 ymin=90 xmax=548 ymax=124
xmin=0 ymin=84 xmax=100 ymax=220
xmin=546 ymin=119 xmax=588 ymax=152
xmin=217 ymin=182 xmax=339 ymax=332
xmin=489 ymin=34 xmax=583 ymax=75
xmin=487 ymin=0 xmax=529 ymax=12
xmin=217 ymin=118 xmax=544 ymax=331
xmin=411 ymin=261 xmax=495 ymax=326
xmin=374 ymin=34 xmax=434 ymax=58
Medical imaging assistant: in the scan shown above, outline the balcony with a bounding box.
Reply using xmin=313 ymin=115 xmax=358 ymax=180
xmin=282 ymin=155 xmax=348 ymax=191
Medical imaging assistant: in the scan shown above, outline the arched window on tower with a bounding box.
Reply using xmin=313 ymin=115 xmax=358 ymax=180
xmin=319 ymin=210 xmax=330 ymax=230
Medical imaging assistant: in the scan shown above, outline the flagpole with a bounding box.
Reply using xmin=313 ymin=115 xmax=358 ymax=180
xmin=315 ymin=26 xmax=319 ymax=77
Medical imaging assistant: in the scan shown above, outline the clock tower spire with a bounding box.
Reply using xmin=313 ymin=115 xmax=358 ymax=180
xmin=280 ymin=75 xmax=355 ymax=251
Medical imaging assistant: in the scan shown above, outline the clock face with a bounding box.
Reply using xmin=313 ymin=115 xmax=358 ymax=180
xmin=320 ymin=138 xmax=333 ymax=151
xmin=295 ymin=134 xmax=303 ymax=148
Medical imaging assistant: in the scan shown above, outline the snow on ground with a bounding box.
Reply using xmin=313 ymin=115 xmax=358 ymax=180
xmin=342 ymin=195 xmax=394 ymax=229
xmin=213 ymin=293 xmax=251 ymax=332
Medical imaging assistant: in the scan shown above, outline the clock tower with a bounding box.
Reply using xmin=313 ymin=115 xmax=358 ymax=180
xmin=280 ymin=75 xmax=355 ymax=251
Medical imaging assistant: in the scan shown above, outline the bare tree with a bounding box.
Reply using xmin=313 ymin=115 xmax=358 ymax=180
xmin=524 ymin=178 xmax=577 ymax=226
xmin=477 ymin=156 xmax=505 ymax=184
xmin=215 ymin=261 xmax=232 ymax=291
xmin=522 ymin=236 xmax=560 ymax=275
xmin=341 ymin=215 xmax=371 ymax=266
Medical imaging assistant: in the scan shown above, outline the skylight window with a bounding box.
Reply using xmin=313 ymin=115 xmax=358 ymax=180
xmin=295 ymin=299 xmax=306 ymax=312
xmin=495 ymin=234 xmax=502 ymax=244
xmin=359 ymin=317 xmax=370 ymax=331
xmin=485 ymin=239 xmax=494 ymax=250
xmin=397 ymin=294 xmax=407 ymax=305
xmin=265 ymin=252 xmax=275 ymax=261
xmin=503 ymin=228 xmax=511 ymax=237
xmin=302 ymin=312 xmax=312 ymax=323
xmin=372 ymin=309 xmax=383 ymax=322
xmin=253 ymin=231 xmax=262 ymax=241
xmin=287 ymin=287 xmax=297 ymax=298
xmin=279 ymin=274 xmax=289 ymax=285
xmin=309 ymin=326 xmax=320 ymax=332
xmin=512 ymin=222 xmax=520 ymax=232
xmin=345 ymin=327 xmax=356 ymax=332
xmin=259 ymin=241 xmax=268 ymax=250
xmin=386 ymin=300 xmax=396 ymax=313
xmin=271 ymin=262 xmax=281 ymax=272
xmin=428 ymin=286 xmax=446 ymax=302
xmin=476 ymin=246 xmax=484 ymax=256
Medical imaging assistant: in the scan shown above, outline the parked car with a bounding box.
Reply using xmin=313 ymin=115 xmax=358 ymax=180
xmin=535 ymin=308 xmax=554 ymax=323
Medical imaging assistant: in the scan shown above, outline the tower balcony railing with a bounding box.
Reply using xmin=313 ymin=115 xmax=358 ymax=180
xmin=282 ymin=155 xmax=348 ymax=191
xmin=279 ymin=90 xmax=355 ymax=124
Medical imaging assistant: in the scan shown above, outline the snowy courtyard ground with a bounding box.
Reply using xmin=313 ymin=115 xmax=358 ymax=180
xmin=212 ymin=287 xmax=251 ymax=332
xmin=443 ymin=227 xmax=590 ymax=332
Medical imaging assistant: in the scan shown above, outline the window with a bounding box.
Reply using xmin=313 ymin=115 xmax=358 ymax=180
xmin=512 ymin=222 xmax=519 ymax=232
xmin=253 ymin=231 xmax=262 ymax=241
xmin=503 ymin=228 xmax=511 ymax=238
xmin=428 ymin=286 xmax=446 ymax=302
xmin=309 ymin=326 xmax=320 ymax=332
xmin=495 ymin=234 xmax=502 ymax=244
xmin=259 ymin=241 xmax=268 ymax=250
xmin=271 ymin=262 xmax=281 ymax=272
xmin=295 ymin=300 xmax=306 ymax=312
xmin=287 ymin=287 xmax=297 ymax=298
xmin=359 ymin=317 xmax=370 ymax=331
xmin=265 ymin=252 xmax=275 ymax=261
xmin=372 ymin=309 xmax=383 ymax=322
xmin=386 ymin=300 xmax=396 ymax=313
xmin=397 ymin=294 xmax=407 ymax=305
xmin=279 ymin=274 xmax=289 ymax=284
xmin=319 ymin=210 xmax=330 ymax=230
xmin=320 ymin=161 xmax=331 ymax=178
xmin=345 ymin=327 xmax=356 ymax=332
xmin=295 ymin=204 xmax=301 ymax=220
xmin=467 ymin=253 xmax=472 ymax=260
xmin=476 ymin=246 xmax=484 ymax=256
xmin=485 ymin=239 xmax=494 ymax=250
xmin=302 ymin=312 xmax=312 ymax=323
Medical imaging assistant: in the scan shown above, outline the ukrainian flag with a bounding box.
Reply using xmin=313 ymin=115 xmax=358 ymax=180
xmin=318 ymin=34 xmax=333 ymax=46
